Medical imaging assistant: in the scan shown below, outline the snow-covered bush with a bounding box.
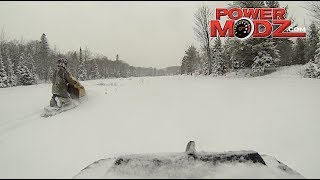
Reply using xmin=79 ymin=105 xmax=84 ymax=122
xmin=231 ymin=59 xmax=244 ymax=70
xmin=6 ymin=56 xmax=17 ymax=87
xmin=303 ymin=42 xmax=320 ymax=78
xmin=16 ymin=64 xmax=36 ymax=85
xmin=0 ymin=54 xmax=8 ymax=88
xmin=16 ymin=55 xmax=36 ymax=86
xmin=251 ymin=51 xmax=278 ymax=75
xmin=212 ymin=51 xmax=227 ymax=76
xmin=303 ymin=61 xmax=320 ymax=78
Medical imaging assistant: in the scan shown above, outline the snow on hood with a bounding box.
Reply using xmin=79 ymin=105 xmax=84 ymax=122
xmin=73 ymin=152 xmax=304 ymax=179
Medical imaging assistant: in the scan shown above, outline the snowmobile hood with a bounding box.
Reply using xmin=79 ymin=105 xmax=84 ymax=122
xmin=74 ymin=142 xmax=304 ymax=179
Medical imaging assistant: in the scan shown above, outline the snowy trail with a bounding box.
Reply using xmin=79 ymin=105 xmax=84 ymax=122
xmin=0 ymin=69 xmax=320 ymax=178
xmin=0 ymin=110 xmax=42 ymax=137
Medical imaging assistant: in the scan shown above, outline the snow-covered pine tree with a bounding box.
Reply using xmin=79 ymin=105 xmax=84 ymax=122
xmin=91 ymin=60 xmax=101 ymax=79
xmin=180 ymin=45 xmax=200 ymax=75
xmin=230 ymin=50 xmax=244 ymax=70
xmin=212 ymin=51 xmax=227 ymax=76
xmin=77 ymin=47 xmax=87 ymax=81
xmin=222 ymin=37 xmax=241 ymax=70
xmin=16 ymin=53 xmax=36 ymax=85
xmin=26 ymin=51 xmax=37 ymax=84
xmin=293 ymin=38 xmax=307 ymax=65
xmin=314 ymin=42 xmax=320 ymax=64
xmin=303 ymin=61 xmax=320 ymax=78
xmin=229 ymin=1 xmax=280 ymax=69
xmin=181 ymin=56 xmax=187 ymax=74
xmin=212 ymin=36 xmax=227 ymax=76
xmin=202 ymin=58 xmax=211 ymax=75
xmin=265 ymin=1 xmax=280 ymax=8
xmin=266 ymin=1 xmax=294 ymax=66
xmin=231 ymin=1 xmax=265 ymax=8
xmin=213 ymin=35 xmax=222 ymax=51
xmin=303 ymin=41 xmax=320 ymax=78
xmin=251 ymin=51 xmax=277 ymax=75
xmin=78 ymin=60 xmax=87 ymax=81
xmin=305 ymin=22 xmax=320 ymax=62
xmin=5 ymin=53 xmax=16 ymax=87
xmin=38 ymin=33 xmax=50 ymax=80
xmin=194 ymin=58 xmax=203 ymax=75
xmin=0 ymin=52 xmax=8 ymax=88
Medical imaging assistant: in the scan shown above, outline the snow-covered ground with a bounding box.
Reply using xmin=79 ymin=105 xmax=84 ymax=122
xmin=0 ymin=65 xmax=319 ymax=178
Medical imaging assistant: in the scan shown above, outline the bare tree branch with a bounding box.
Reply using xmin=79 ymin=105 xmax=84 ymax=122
xmin=193 ymin=5 xmax=213 ymax=74
xmin=304 ymin=1 xmax=320 ymax=24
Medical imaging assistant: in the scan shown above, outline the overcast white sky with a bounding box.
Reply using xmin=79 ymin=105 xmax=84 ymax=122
xmin=0 ymin=1 xmax=313 ymax=68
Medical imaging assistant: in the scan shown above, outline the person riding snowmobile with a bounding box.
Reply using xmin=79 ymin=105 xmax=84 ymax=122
xmin=50 ymin=58 xmax=80 ymax=108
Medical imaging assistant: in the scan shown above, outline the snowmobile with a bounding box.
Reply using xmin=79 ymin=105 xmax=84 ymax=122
xmin=74 ymin=141 xmax=304 ymax=179
xmin=41 ymin=77 xmax=87 ymax=118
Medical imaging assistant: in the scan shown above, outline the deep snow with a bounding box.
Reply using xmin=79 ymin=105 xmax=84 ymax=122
xmin=0 ymin=65 xmax=319 ymax=178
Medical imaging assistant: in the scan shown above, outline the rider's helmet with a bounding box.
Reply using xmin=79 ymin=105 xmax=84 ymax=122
xmin=57 ymin=58 xmax=67 ymax=69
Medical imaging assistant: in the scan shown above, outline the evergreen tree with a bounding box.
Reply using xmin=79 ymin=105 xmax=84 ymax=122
xmin=306 ymin=41 xmax=320 ymax=78
xmin=91 ymin=60 xmax=101 ymax=79
xmin=315 ymin=42 xmax=320 ymax=64
xmin=251 ymin=51 xmax=278 ymax=75
xmin=0 ymin=52 xmax=8 ymax=88
xmin=181 ymin=56 xmax=187 ymax=75
xmin=212 ymin=36 xmax=227 ymax=75
xmin=202 ymin=58 xmax=211 ymax=75
xmin=212 ymin=50 xmax=227 ymax=76
xmin=305 ymin=22 xmax=320 ymax=62
xmin=26 ymin=51 xmax=37 ymax=83
xmin=265 ymin=1 xmax=280 ymax=8
xmin=222 ymin=38 xmax=241 ymax=69
xmin=231 ymin=1 xmax=265 ymax=8
xmin=228 ymin=1 xmax=280 ymax=69
xmin=77 ymin=47 xmax=87 ymax=81
xmin=227 ymin=38 xmax=279 ymax=69
xmin=5 ymin=53 xmax=16 ymax=87
xmin=293 ymin=38 xmax=307 ymax=65
xmin=69 ymin=51 xmax=78 ymax=77
xmin=16 ymin=53 xmax=36 ymax=85
xmin=303 ymin=61 xmax=320 ymax=78
xmin=180 ymin=45 xmax=200 ymax=75
xmin=230 ymin=52 xmax=244 ymax=70
xmin=213 ymin=35 xmax=222 ymax=51
xmin=38 ymin=33 xmax=50 ymax=80
xmin=266 ymin=1 xmax=294 ymax=66
xmin=276 ymin=39 xmax=294 ymax=66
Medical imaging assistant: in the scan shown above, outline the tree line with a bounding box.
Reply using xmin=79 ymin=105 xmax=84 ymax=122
xmin=181 ymin=1 xmax=320 ymax=78
xmin=0 ymin=33 xmax=180 ymax=88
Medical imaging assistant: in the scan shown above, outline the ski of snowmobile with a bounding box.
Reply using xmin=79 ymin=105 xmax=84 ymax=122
xmin=41 ymin=101 xmax=78 ymax=118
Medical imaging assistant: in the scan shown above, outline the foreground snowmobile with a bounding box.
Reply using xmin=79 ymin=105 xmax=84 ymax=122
xmin=41 ymin=77 xmax=86 ymax=118
xmin=74 ymin=141 xmax=304 ymax=179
